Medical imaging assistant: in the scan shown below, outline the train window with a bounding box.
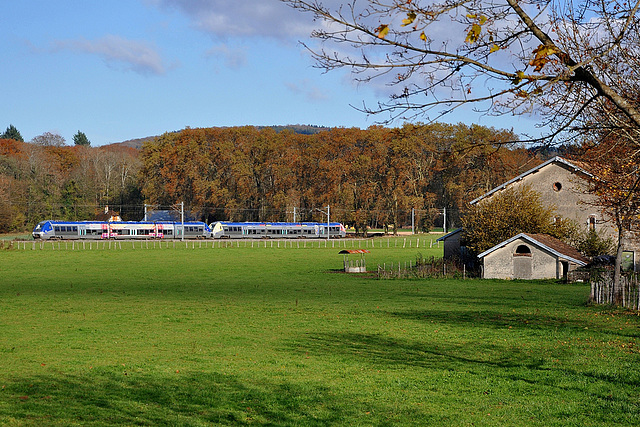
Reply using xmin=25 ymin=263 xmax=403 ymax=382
xmin=73 ymin=226 xmax=78 ymax=232
xmin=54 ymin=226 xmax=60 ymax=232
xmin=165 ymin=230 xmax=172 ymax=235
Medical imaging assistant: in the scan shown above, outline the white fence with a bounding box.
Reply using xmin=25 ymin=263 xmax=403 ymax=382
xmin=590 ymin=272 xmax=640 ymax=310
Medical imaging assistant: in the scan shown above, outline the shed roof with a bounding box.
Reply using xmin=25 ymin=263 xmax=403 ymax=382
xmin=477 ymin=233 xmax=588 ymax=266
xmin=436 ymin=228 xmax=462 ymax=242
xmin=470 ymin=156 xmax=593 ymax=205
xmin=339 ymin=249 xmax=370 ymax=254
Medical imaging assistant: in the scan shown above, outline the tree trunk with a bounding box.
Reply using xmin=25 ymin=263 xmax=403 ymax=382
xmin=613 ymin=229 xmax=625 ymax=305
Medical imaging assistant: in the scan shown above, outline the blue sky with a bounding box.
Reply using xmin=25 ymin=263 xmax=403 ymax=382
xmin=1 ymin=0 xmax=543 ymax=146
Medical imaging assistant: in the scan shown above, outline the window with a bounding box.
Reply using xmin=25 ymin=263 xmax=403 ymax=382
xmin=514 ymin=245 xmax=532 ymax=257
xmin=553 ymin=182 xmax=562 ymax=192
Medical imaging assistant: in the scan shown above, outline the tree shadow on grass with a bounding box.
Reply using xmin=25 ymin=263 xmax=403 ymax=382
xmin=286 ymin=331 xmax=640 ymax=423
xmin=0 ymin=370 xmax=358 ymax=426
xmin=383 ymin=304 xmax=640 ymax=339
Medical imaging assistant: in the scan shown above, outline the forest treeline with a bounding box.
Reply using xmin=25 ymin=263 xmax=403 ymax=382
xmin=140 ymin=123 xmax=537 ymax=233
xmin=0 ymin=139 xmax=142 ymax=232
xmin=0 ymin=123 xmax=541 ymax=234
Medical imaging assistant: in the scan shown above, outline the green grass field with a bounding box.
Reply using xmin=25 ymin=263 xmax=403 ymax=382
xmin=0 ymin=237 xmax=638 ymax=426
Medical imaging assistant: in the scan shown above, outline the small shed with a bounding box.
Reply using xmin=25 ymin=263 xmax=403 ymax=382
xmin=477 ymin=233 xmax=588 ymax=280
xmin=339 ymin=249 xmax=370 ymax=273
xmin=436 ymin=228 xmax=463 ymax=260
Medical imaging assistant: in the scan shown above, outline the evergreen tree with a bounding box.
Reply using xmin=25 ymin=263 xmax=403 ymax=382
xmin=1 ymin=124 xmax=24 ymax=142
xmin=73 ymin=130 xmax=91 ymax=146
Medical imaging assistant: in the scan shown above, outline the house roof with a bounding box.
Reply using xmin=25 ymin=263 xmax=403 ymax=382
xmin=436 ymin=228 xmax=463 ymax=242
xmin=470 ymin=156 xmax=593 ymax=205
xmin=477 ymin=233 xmax=589 ymax=266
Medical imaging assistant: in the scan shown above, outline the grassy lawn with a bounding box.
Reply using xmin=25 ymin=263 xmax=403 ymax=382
xmin=0 ymin=237 xmax=638 ymax=425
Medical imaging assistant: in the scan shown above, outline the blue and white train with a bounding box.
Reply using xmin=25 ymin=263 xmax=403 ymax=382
xmin=210 ymin=221 xmax=346 ymax=239
xmin=32 ymin=220 xmax=212 ymax=240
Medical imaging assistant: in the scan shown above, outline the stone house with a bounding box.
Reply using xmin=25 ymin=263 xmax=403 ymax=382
xmin=470 ymin=156 xmax=601 ymax=231
xmin=441 ymin=156 xmax=639 ymax=273
xmin=477 ymin=233 xmax=589 ymax=280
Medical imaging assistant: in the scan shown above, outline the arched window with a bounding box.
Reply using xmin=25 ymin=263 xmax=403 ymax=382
xmin=514 ymin=245 xmax=532 ymax=257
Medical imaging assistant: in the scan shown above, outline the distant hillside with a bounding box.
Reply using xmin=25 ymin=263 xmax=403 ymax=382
xmin=110 ymin=135 xmax=159 ymax=150
xmin=109 ymin=125 xmax=333 ymax=150
xmin=256 ymin=124 xmax=332 ymax=135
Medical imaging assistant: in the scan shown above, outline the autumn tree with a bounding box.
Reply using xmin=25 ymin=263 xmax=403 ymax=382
xmin=283 ymin=0 xmax=640 ymax=143
xmin=462 ymin=185 xmax=574 ymax=254
xmin=31 ymin=132 xmax=66 ymax=147
xmin=139 ymin=124 xmax=539 ymax=229
xmin=577 ymin=138 xmax=640 ymax=302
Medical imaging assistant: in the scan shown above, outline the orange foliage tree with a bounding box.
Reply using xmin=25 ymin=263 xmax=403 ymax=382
xmin=140 ymin=124 xmax=532 ymax=232
xmin=579 ymin=138 xmax=640 ymax=301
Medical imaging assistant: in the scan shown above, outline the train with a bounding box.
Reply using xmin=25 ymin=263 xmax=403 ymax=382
xmin=210 ymin=221 xmax=346 ymax=239
xmin=32 ymin=220 xmax=347 ymax=240
xmin=32 ymin=220 xmax=212 ymax=240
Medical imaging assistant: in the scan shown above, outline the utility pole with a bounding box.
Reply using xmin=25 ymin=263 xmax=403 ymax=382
xmin=181 ymin=201 xmax=184 ymax=241
xmin=443 ymin=207 xmax=447 ymax=234
xmin=327 ymin=205 xmax=330 ymax=241
xmin=411 ymin=208 xmax=415 ymax=235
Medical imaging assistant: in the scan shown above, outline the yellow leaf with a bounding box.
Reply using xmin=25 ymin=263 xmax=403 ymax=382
xmin=401 ymin=12 xmax=417 ymax=27
xmin=420 ymin=31 xmax=427 ymax=41
xmin=376 ymin=24 xmax=389 ymax=39
xmin=530 ymin=44 xmax=560 ymax=72
xmin=465 ymin=23 xmax=482 ymax=43
xmin=490 ymin=44 xmax=500 ymax=53
xmin=512 ymin=70 xmax=525 ymax=85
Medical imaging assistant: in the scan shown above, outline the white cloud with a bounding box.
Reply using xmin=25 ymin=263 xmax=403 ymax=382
xmin=206 ymin=44 xmax=247 ymax=68
xmin=148 ymin=0 xmax=319 ymax=40
xmin=285 ymin=80 xmax=329 ymax=101
xmin=53 ymin=35 xmax=169 ymax=76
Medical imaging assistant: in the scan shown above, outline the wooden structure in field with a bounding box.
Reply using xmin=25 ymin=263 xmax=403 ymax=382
xmin=340 ymin=249 xmax=370 ymax=273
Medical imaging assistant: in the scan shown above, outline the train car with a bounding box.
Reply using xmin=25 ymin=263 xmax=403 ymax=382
xmin=210 ymin=221 xmax=346 ymax=239
xmin=32 ymin=220 xmax=211 ymax=240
